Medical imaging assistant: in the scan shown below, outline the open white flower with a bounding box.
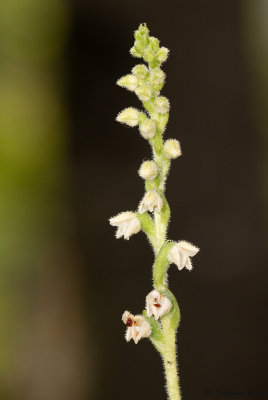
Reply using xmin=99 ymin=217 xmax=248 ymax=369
xmin=109 ymin=211 xmax=141 ymax=240
xmin=146 ymin=290 xmax=172 ymax=320
xmin=167 ymin=241 xmax=199 ymax=271
xmin=138 ymin=191 xmax=163 ymax=214
xmin=122 ymin=311 xmax=151 ymax=344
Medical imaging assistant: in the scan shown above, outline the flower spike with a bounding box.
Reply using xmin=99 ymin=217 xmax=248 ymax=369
xmin=110 ymin=23 xmax=200 ymax=400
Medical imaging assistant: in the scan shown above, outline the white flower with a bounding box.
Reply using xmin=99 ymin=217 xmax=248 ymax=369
xmin=122 ymin=311 xmax=151 ymax=344
xmin=116 ymin=107 xmax=140 ymax=127
xmin=138 ymin=191 xmax=163 ymax=214
xmin=139 ymin=119 xmax=156 ymax=139
xmin=163 ymin=139 xmax=182 ymax=159
xmin=146 ymin=290 xmax=172 ymax=320
xmin=109 ymin=211 xmax=141 ymax=240
xmin=117 ymin=74 xmax=139 ymax=91
xmin=154 ymin=96 xmax=170 ymax=114
xmin=167 ymin=241 xmax=199 ymax=271
xmin=138 ymin=160 xmax=158 ymax=180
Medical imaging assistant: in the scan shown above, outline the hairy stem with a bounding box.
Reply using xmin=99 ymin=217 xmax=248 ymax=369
xmin=162 ymin=316 xmax=181 ymax=400
xmin=153 ymin=192 xmax=181 ymax=400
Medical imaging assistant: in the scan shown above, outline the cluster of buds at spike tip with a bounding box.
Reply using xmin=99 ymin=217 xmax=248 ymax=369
xmin=163 ymin=139 xmax=182 ymax=159
xmin=130 ymin=23 xmax=169 ymax=68
xmin=109 ymin=212 xmax=141 ymax=240
xmin=122 ymin=311 xmax=151 ymax=344
xmin=138 ymin=160 xmax=158 ymax=181
xmin=167 ymin=241 xmax=199 ymax=271
xmin=139 ymin=190 xmax=163 ymax=213
xmin=146 ymin=290 xmax=172 ymax=320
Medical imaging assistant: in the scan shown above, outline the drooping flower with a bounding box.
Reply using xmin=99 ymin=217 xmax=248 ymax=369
xmin=138 ymin=190 xmax=163 ymax=214
xmin=122 ymin=311 xmax=151 ymax=344
xmin=167 ymin=241 xmax=199 ymax=271
xmin=146 ymin=290 xmax=172 ymax=320
xmin=109 ymin=211 xmax=141 ymax=240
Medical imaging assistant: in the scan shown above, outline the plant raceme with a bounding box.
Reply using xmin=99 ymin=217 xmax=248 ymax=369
xmin=109 ymin=23 xmax=199 ymax=400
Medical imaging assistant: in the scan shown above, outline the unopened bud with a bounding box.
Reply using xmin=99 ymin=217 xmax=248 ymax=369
xmin=132 ymin=64 xmax=148 ymax=80
xmin=139 ymin=119 xmax=156 ymax=139
xmin=134 ymin=40 xmax=145 ymax=54
xmin=116 ymin=107 xmax=140 ymax=127
xmin=117 ymin=74 xmax=138 ymax=91
xmin=149 ymin=36 xmax=160 ymax=52
xmin=163 ymin=139 xmax=182 ymax=159
xmin=130 ymin=46 xmax=142 ymax=58
xmin=135 ymin=84 xmax=152 ymax=102
xmin=150 ymin=68 xmax=165 ymax=87
xmin=157 ymin=47 xmax=169 ymax=63
xmin=154 ymin=96 xmax=170 ymax=114
xmin=138 ymin=160 xmax=158 ymax=180
xmin=143 ymin=48 xmax=155 ymax=63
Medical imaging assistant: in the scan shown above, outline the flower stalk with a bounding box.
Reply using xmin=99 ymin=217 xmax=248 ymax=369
xmin=109 ymin=23 xmax=199 ymax=400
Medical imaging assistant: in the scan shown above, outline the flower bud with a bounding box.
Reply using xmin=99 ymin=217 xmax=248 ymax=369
xmin=130 ymin=46 xmax=142 ymax=58
xmin=154 ymin=96 xmax=170 ymax=114
xmin=134 ymin=23 xmax=149 ymax=46
xmin=163 ymin=139 xmax=182 ymax=159
xmin=150 ymin=68 xmax=165 ymax=87
xmin=132 ymin=64 xmax=148 ymax=80
xmin=139 ymin=118 xmax=156 ymax=139
xmin=134 ymin=40 xmax=145 ymax=54
xmin=117 ymin=74 xmax=138 ymax=91
xmin=157 ymin=47 xmax=169 ymax=63
xmin=143 ymin=48 xmax=155 ymax=63
xmin=116 ymin=107 xmax=140 ymax=127
xmin=135 ymin=84 xmax=152 ymax=102
xmin=138 ymin=160 xmax=158 ymax=180
xmin=149 ymin=36 xmax=160 ymax=52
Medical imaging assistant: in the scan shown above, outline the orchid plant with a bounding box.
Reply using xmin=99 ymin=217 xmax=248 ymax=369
xmin=109 ymin=23 xmax=199 ymax=400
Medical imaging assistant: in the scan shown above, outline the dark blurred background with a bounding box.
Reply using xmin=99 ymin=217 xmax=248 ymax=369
xmin=0 ymin=0 xmax=267 ymax=399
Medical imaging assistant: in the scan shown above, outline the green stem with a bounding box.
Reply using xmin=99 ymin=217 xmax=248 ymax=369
xmin=142 ymin=75 xmax=181 ymax=400
xmin=162 ymin=316 xmax=181 ymax=400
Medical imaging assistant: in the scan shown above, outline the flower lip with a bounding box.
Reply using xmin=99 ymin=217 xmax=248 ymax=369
xmin=126 ymin=318 xmax=133 ymax=327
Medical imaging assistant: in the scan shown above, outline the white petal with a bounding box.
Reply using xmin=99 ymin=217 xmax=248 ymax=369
xmin=186 ymin=258 xmax=192 ymax=271
xmin=177 ymin=241 xmax=199 ymax=257
xmin=160 ymin=296 xmax=172 ymax=315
